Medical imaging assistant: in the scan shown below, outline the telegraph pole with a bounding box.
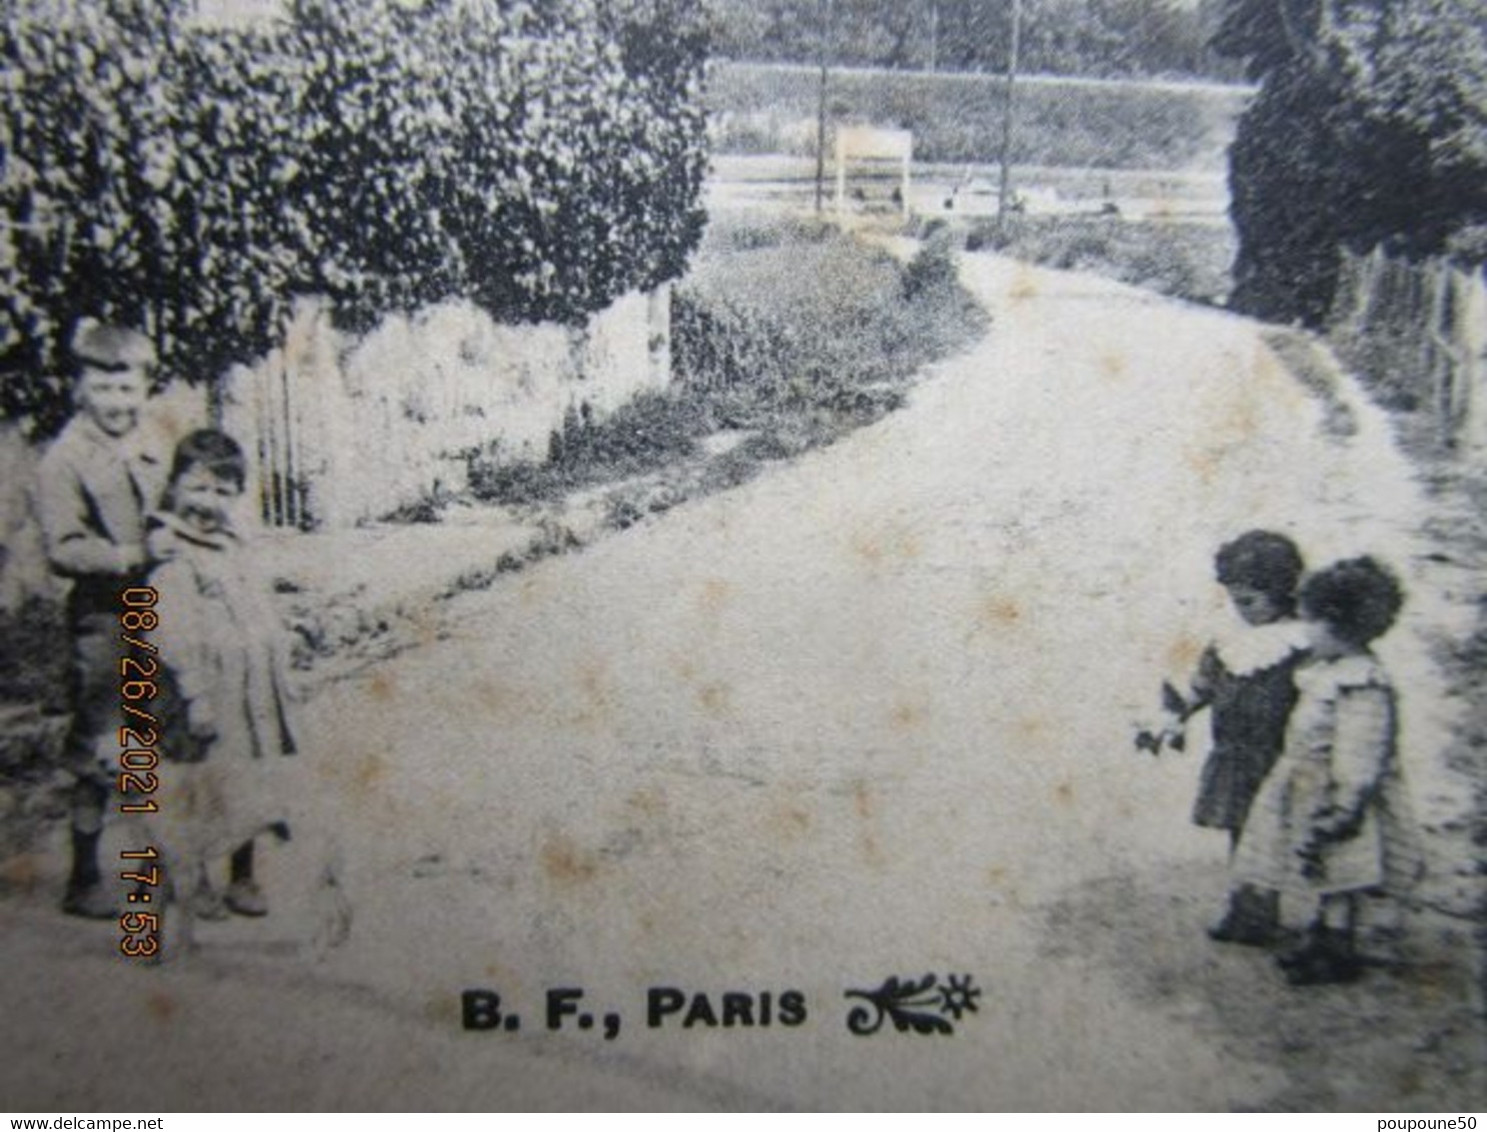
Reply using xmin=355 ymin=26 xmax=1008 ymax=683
xmin=814 ymin=0 xmax=833 ymax=213
xmin=996 ymin=0 xmax=1022 ymax=225
xmin=928 ymin=1 xmax=938 ymax=72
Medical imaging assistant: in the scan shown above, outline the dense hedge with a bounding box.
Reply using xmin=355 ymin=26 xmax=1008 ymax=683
xmin=1 ymin=0 xmax=709 ymax=435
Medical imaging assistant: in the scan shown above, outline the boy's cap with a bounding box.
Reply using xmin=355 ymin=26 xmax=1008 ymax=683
xmin=70 ymin=319 xmax=155 ymax=371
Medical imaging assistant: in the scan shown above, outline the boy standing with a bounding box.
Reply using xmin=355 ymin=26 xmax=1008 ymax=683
xmin=36 ymin=320 xmax=166 ymax=918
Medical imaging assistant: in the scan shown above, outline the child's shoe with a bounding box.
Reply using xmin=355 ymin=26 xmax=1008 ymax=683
xmin=224 ymin=878 xmax=268 ymax=917
xmin=1208 ymin=911 xmax=1275 ymax=946
xmin=1207 ymin=886 xmax=1279 ymax=947
xmin=1282 ymin=947 xmax=1362 ymax=985
xmin=1278 ymin=928 xmax=1362 ymax=985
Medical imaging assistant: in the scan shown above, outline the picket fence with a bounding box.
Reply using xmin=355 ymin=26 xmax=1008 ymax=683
xmin=217 ymin=287 xmax=672 ymax=529
xmin=1330 ymin=248 xmax=1487 ymax=454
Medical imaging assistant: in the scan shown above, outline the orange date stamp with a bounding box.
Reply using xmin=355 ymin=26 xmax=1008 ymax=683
xmin=116 ymin=585 xmax=162 ymax=960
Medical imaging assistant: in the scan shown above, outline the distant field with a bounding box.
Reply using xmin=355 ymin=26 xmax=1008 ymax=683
xmin=707 ymin=60 xmax=1252 ymax=172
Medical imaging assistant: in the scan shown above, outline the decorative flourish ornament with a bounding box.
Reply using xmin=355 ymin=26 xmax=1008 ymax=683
xmin=844 ymin=973 xmax=981 ymax=1036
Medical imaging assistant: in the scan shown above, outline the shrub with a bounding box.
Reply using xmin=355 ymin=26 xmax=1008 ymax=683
xmin=469 ymin=391 xmax=708 ymax=507
xmin=470 ymin=219 xmax=988 ymax=511
xmin=672 ymin=218 xmax=987 ymax=423
xmin=0 ymin=595 xmax=70 ymax=712
xmin=902 ymin=228 xmax=960 ymax=300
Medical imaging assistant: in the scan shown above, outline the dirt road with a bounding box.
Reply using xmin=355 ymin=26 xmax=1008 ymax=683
xmin=3 ymin=256 xmax=1480 ymax=1111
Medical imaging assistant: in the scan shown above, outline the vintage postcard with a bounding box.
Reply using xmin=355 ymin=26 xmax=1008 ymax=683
xmin=1 ymin=0 xmax=1484 ymax=1112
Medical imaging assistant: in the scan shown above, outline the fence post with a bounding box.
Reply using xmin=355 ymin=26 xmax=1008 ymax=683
xmin=1460 ymin=267 xmax=1487 ymax=456
xmin=1425 ymin=259 xmax=1452 ymax=448
xmin=648 ymin=283 xmax=672 ymax=391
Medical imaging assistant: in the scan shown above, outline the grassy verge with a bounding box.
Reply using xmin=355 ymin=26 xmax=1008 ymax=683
xmin=967 ymin=214 xmax=1236 ymax=305
xmin=1264 ymin=330 xmax=1485 ymax=928
xmin=0 ymin=598 xmax=72 ymax=865
xmin=1366 ymin=414 xmax=1487 ymax=930
xmin=468 ymin=215 xmax=988 ymax=520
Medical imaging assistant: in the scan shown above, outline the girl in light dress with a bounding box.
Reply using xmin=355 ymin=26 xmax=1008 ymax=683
xmin=149 ymin=430 xmax=296 ymax=934
xmin=1233 ymin=556 xmax=1421 ymax=985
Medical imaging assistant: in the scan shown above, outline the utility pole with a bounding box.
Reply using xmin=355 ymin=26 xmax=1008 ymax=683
xmin=814 ymin=0 xmax=833 ymax=213
xmin=996 ymin=0 xmax=1022 ymax=225
xmin=928 ymin=1 xmax=938 ymax=72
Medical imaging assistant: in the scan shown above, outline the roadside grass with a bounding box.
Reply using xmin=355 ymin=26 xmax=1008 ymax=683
xmin=1264 ymin=335 xmax=1485 ymax=930
xmin=467 ymin=215 xmax=988 ymax=524
xmin=967 ymin=213 xmax=1236 ymax=306
xmin=0 ymin=596 xmax=69 ymax=714
xmin=0 ymin=597 xmax=72 ymax=864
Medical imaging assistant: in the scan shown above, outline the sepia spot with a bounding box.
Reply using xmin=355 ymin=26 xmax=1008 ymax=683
xmin=697 ymin=683 xmax=732 ymax=715
xmin=0 ymin=853 xmax=40 ymax=892
xmin=1015 ymin=716 xmax=1048 ymax=741
xmin=890 ymin=696 xmax=928 ymax=729
xmin=850 ymin=522 xmax=919 ymax=568
xmin=1165 ymin=634 xmax=1203 ymax=674
xmin=1010 ymin=266 xmax=1039 ymax=301
xmin=540 ymin=835 xmax=599 ymax=886
xmin=768 ymin=804 xmax=812 ymax=840
xmin=352 ymin=751 xmax=388 ymax=795
xmin=978 ymin=595 xmax=1022 ymax=628
xmin=145 ymin=991 xmax=177 ymax=1024
xmin=470 ymin=677 xmax=512 ymax=716
xmin=571 ymin=660 xmax=615 ymax=727
xmin=698 ymin=577 xmax=731 ymax=612
xmin=626 ymin=788 xmax=668 ymax=819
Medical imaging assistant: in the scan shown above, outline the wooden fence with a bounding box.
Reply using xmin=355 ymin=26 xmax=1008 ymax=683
xmin=1330 ymin=248 xmax=1487 ymax=454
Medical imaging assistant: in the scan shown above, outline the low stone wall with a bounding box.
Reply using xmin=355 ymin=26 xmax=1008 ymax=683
xmin=220 ymin=286 xmax=673 ymax=529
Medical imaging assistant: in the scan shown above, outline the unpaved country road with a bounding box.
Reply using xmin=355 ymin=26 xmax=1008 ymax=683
xmin=3 ymin=256 xmax=1481 ymax=1111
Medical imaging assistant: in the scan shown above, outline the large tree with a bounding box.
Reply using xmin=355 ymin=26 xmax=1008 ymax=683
xmin=1217 ymin=0 xmax=1487 ymax=325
